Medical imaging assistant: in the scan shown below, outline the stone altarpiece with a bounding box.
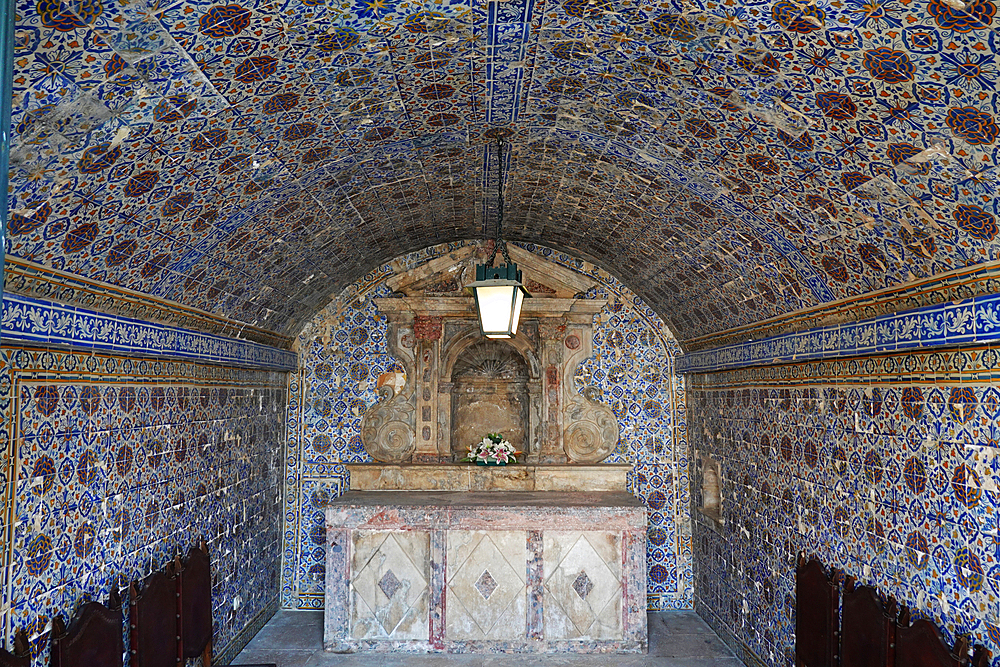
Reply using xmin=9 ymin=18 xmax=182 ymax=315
xmin=359 ymin=245 xmax=619 ymax=465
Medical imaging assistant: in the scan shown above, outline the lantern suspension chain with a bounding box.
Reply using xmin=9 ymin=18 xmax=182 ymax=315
xmin=486 ymin=136 xmax=511 ymax=267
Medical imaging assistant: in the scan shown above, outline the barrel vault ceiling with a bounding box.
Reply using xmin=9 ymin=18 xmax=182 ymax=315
xmin=5 ymin=0 xmax=999 ymax=345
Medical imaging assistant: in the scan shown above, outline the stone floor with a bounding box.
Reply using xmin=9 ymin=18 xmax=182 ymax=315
xmin=231 ymin=610 xmax=745 ymax=667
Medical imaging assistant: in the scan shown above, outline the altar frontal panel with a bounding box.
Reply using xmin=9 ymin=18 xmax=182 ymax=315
xmin=446 ymin=531 xmax=527 ymax=640
xmin=324 ymin=492 xmax=647 ymax=653
xmin=349 ymin=531 xmax=430 ymax=640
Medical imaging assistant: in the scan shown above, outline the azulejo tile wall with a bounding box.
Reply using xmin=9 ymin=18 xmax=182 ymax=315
xmin=688 ymin=347 xmax=1000 ymax=667
xmin=282 ymin=241 xmax=691 ymax=612
xmin=0 ymin=344 xmax=287 ymax=665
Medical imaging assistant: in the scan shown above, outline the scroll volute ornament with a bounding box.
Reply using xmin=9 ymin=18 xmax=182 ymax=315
xmin=360 ymin=383 xmax=416 ymax=462
xmin=561 ymin=324 xmax=618 ymax=463
xmin=563 ymin=393 xmax=618 ymax=462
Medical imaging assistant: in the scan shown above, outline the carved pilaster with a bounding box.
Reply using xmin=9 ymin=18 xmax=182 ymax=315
xmin=414 ymin=338 xmax=442 ymax=461
xmin=538 ymin=356 xmax=564 ymax=462
xmin=560 ymin=324 xmax=618 ymax=463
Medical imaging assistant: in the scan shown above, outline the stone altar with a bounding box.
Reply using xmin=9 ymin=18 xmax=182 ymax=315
xmin=323 ymin=247 xmax=648 ymax=653
xmin=324 ymin=491 xmax=647 ymax=653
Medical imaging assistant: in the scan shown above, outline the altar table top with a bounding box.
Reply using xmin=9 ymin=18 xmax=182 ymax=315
xmin=327 ymin=491 xmax=644 ymax=509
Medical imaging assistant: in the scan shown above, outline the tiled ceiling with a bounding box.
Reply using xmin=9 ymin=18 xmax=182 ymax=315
xmin=6 ymin=0 xmax=998 ymax=344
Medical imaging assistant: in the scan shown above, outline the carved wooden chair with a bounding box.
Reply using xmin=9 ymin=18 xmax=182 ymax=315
xmin=0 ymin=629 xmax=31 ymax=667
xmin=50 ymin=589 xmax=125 ymax=667
xmin=180 ymin=540 xmax=213 ymax=666
xmin=130 ymin=558 xmax=181 ymax=667
xmin=895 ymin=606 xmax=990 ymax=667
xmin=840 ymin=577 xmax=895 ymax=667
xmin=795 ymin=552 xmax=839 ymax=667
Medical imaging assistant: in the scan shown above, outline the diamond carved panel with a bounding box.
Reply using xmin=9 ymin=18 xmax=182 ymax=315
xmin=542 ymin=532 xmax=622 ymax=640
xmin=475 ymin=570 xmax=499 ymax=600
xmin=446 ymin=531 xmax=527 ymax=640
xmin=350 ymin=530 xmax=430 ymax=640
xmin=379 ymin=570 xmax=402 ymax=600
xmin=572 ymin=571 xmax=594 ymax=600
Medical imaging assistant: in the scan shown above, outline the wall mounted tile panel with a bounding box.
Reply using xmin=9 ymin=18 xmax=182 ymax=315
xmin=689 ymin=346 xmax=1000 ymax=666
xmin=0 ymin=344 xmax=287 ymax=664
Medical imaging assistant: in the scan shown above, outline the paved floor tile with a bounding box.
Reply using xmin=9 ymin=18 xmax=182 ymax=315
xmin=231 ymin=611 xmax=745 ymax=666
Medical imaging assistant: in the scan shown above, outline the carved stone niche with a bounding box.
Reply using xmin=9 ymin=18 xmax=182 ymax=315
xmin=358 ymin=243 xmax=620 ymax=464
xmin=449 ymin=340 xmax=531 ymax=461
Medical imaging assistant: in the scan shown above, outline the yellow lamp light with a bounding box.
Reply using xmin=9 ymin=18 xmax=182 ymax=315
xmin=468 ymin=262 xmax=531 ymax=339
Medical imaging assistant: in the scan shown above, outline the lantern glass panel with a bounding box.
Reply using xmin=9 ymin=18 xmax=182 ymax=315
xmin=510 ymin=288 xmax=525 ymax=335
xmin=475 ymin=284 xmax=517 ymax=335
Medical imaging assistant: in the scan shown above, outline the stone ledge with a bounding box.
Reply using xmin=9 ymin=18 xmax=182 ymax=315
xmin=346 ymin=463 xmax=631 ymax=492
xmin=329 ymin=490 xmax=644 ymax=508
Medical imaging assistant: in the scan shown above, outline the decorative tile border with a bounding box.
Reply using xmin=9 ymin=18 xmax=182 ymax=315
xmin=4 ymin=257 xmax=294 ymax=349
xmin=676 ymin=294 xmax=1000 ymax=375
xmin=1 ymin=293 xmax=297 ymax=371
xmin=682 ymin=262 xmax=1000 ymax=354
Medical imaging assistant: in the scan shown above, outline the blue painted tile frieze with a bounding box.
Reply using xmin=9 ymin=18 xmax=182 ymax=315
xmin=685 ymin=262 xmax=1000 ymax=354
xmin=3 ymin=257 xmax=293 ymax=348
xmin=2 ymin=293 xmax=297 ymax=371
xmin=677 ymin=292 xmax=1000 ymax=375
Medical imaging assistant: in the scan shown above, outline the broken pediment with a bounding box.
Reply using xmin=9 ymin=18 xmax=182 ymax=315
xmin=386 ymin=244 xmax=597 ymax=299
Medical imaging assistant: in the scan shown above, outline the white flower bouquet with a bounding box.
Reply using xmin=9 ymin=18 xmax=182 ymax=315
xmin=462 ymin=433 xmax=521 ymax=465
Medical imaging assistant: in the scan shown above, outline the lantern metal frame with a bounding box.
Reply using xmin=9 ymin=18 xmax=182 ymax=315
xmin=466 ymin=136 xmax=531 ymax=338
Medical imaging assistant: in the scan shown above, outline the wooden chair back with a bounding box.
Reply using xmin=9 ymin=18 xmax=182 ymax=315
xmin=51 ymin=590 xmax=124 ymax=667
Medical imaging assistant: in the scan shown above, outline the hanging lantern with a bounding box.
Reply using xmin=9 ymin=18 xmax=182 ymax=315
xmin=468 ymin=262 xmax=530 ymax=338
xmin=468 ymin=136 xmax=531 ymax=338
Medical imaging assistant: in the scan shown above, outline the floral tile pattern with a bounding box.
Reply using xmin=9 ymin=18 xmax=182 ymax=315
xmin=0 ymin=344 xmax=287 ymax=664
xmin=2 ymin=292 xmax=297 ymax=370
xmin=678 ymin=292 xmax=1000 ymax=374
xmin=6 ymin=0 xmax=998 ymax=347
xmin=690 ymin=347 xmax=1000 ymax=667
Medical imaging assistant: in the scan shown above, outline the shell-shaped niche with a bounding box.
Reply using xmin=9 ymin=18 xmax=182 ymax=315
xmin=450 ymin=340 xmax=530 ymax=460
